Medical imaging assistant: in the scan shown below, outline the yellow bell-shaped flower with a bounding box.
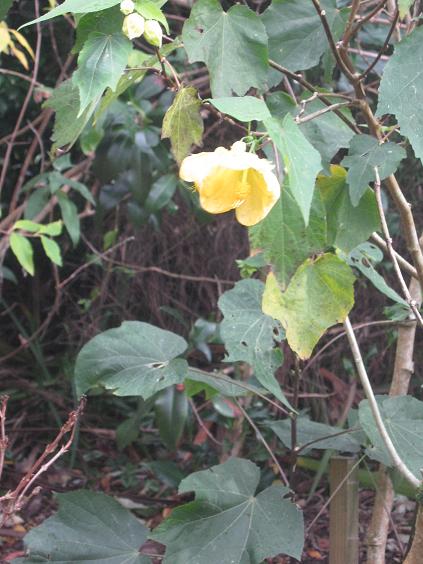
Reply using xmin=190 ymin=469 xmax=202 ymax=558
xmin=180 ymin=141 xmax=280 ymax=226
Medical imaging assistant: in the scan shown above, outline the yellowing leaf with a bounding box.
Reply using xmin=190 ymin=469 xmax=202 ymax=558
xmin=9 ymin=28 xmax=34 ymax=59
xmin=162 ymin=87 xmax=204 ymax=164
xmin=263 ymin=255 xmax=355 ymax=359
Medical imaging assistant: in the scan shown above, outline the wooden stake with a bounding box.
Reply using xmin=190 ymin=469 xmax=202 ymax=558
xmin=329 ymin=455 xmax=359 ymax=564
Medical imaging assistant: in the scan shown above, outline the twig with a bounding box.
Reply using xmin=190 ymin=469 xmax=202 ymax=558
xmin=373 ymin=166 xmax=423 ymax=328
xmin=295 ymin=101 xmax=353 ymax=124
xmin=345 ymin=0 xmax=388 ymax=44
xmin=359 ymin=10 xmax=399 ymax=78
xmin=370 ymin=232 xmax=418 ymax=280
xmin=268 ymin=60 xmax=360 ymax=133
xmin=0 ymin=396 xmax=9 ymax=483
xmin=234 ymin=399 xmax=289 ymax=487
xmin=189 ymin=398 xmax=222 ymax=446
xmin=343 ymin=316 xmax=419 ymax=489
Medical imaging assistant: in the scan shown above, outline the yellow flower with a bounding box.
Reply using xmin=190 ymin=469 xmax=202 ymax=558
xmin=179 ymin=141 xmax=280 ymax=226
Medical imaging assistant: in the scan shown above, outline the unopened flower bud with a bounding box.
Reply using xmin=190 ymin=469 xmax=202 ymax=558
xmin=122 ymin=13 xmax=145 ymax=40
xmin=120 ymin=0 xmax=135 ymax=15
xmin=144 ymin=20 xmax=163 ymax=48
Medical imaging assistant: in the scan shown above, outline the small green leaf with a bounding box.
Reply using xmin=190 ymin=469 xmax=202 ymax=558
xmin=250 ymin=181 xmax=327 ymax=288
xmin=21 ymin=0 xmax=121 ymax=28
xmin=208 ymin=96 xmax=271 ymax=122
xmin=269 ymin=417 xmax=361 ymax=453
xmin=341 ymin=134 xmax=406 ymax=205
xmin=398 ymin=0 xmax=414 ymax=17
xmin=218 ymin=279 xmax=291 ymax=408
xmin=9 ymin=233 xmax=34 ymax=276
xmin=74 ymin=321 xmax=188 ymax=398
xmin=378 ymin=26 xmax=423 ymax=164
xmin=186 ymin=369 xmax=259 ymax=397
xmin=263 ymin=255 xmax=355 ymax=359
xmin=57 ymin=192 xmax=80 ymax=246
xmin=19 ymin=490 xmax=150 ymax=563
xmin=155 ymin=386 xmax=188 ymax=450
xmin=40 ymin=236 xmax=63 ymax=267
xmin=151 ymin=458 xmax=304 ymax=563
xmin=359 ymin=395 xmax=423 ymax=480
xmin=264 ymin=114 xmax=322 ymax=225
xmin=162 ymin=87 xmax=204 ymax=164
xmin=13 ymin=219 xmax=43 ymax=233
xmin=145 ymin=174 xmax=177 ymax=212
xmin=317 ymin=165 xmax=379 ymax=253
xmin=182 ymin=0 xmax=268 ymax=97
xmin=345 ymin=243 xmax=408 ymax=306
xmin=73 ymin=30 xmax=132 ymax=113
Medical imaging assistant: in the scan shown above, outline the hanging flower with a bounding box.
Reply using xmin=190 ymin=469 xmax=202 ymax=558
xmin=122 ymin=13 xmax=145 ymax=40
xmin=179 ymin=141 xmax=280 ymax=226
xmin=144 ymin=20 xmax=163 ymax=48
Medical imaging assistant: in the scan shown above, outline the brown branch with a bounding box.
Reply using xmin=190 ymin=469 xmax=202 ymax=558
xmin=0 ymin=396 xmax=9 ymax=483
xmin=359 ymin=10 xmax=399 ymax=78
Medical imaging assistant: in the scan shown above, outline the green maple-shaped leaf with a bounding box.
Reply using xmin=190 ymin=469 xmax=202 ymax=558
xmin=218 ymin=279 xmax=290 ymax=407
xmin=162 ymin=87 xmax=204 ymax=164
xmin=182 ymin=0 xmax=268 ymax=97
xmin=44 ymin=79 xmax=98 ymax=150
xmin=74 ymin=321 xmax=188 ymax=398
xmin=18 ymin=490 xmax=151 ymax=563
xmin=317 ymin=165 xmax=380 ymax=253
xmin=73 ymin=29 xmax=131 ymax=113
xmin=359 ymin=395 xmax=423 ymax=479
xmin=341 ymin=134 xmax=406 ymax=206
xmin=264 ymin=114 xmax=322 ymax=225
xmin=378 ymin=26 xmax=423 ymax=164
xmin=151 ymin=458 xmax=304 ymax=563
xmin=208 ymin=96 xmax=271 ymax=122
xmin=250 ymin=181 xmax=327 ymax=289
xmin=263 ymin=255 xmax=355 ymax=359
xmin=262 ymin=0 xmax=345 ymax=72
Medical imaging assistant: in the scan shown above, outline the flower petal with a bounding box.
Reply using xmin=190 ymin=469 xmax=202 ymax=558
xmin=198 ymin=167 xmax=245 ymax=214
xmin=235 ymin=168 xmax=280 ymax=226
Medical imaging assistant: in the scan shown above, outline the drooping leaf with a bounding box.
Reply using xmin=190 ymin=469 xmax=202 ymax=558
xmin=18 ymin=490 xmax=151 ymax=563
xmin=162 ymin=87 xmax=204 ymax=164
xmin=218 ymin=279 xmax=291 ymax=408
xmin=182 ymin=0 xmax=268 ymax=97
xmin=209 ymin=96 xmax=271 ymax=122
xmin=264 ymin=114 xmax=322 ymax=225
xmin=186 ymin=369 xmax=262 ymax=398
xmin=263 ymin=255 xmax=355 ymax=359
xmin=57 ymin=192 xmax=80 ymax=246
xmin=359 ymin=395 xmax=423 ymax=480
xmin=317 ymin=165 xmax=379 ymax=252
xmin=72 ymin=29 xmax=131 ymax=113
xmin=378 ymin=26 xmax=423 ymax=163
xmin=151 ymin=458 xmax=304 ymax=563
xmin=250 ymin=181 xmax=327 ymax=288
xmin=155 ymin=386 xmax=188 ymax=450
xmin=269 ymin=417 xmax=361 ymax=453
xmin=40 ymin=236 xmax=63 ymax=267
xmin=9 ymin=232 xmax=34 ymax=276
xmin=345 ymin=243 xmax=408 ymax=306
xmin=262 ymin=0 xmax=345 ymax=72
xmin=341 ymin=134 xmax=406 ymax=205
xmin=74 ymin=321 xmax=188 ymax=398
xmin=44 ymin=79 xmax=98 ymax=150
xmin=21 ymin=0 xmax=121 ymax=28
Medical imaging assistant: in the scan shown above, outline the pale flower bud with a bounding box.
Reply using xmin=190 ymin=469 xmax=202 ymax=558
xmin=120 ymin=0 xmax=135 ymax=15
xmin=143 ymin=20 xmax=163 ymax=48
xmin=122 ymin=13 xmax=145 ymax=40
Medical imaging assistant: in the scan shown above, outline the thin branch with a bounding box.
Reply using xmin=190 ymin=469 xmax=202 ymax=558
xmin=234 ymin=399 xmax=290 ymax=487
xmin=310 ymin=0 xmax=357 ymax=81
xmin=268 ymin=60 xmax=360 ymax=133
xmin=343 ymin=316 xmax=420 ymax=489
xmin=346 ymin=0 xmax=388 ymax=44
xmin=359 ymin=10 xmax=399 ymax=78
xmin=371 ymin=232 xmax=418 ymax=280
xmin=374 ymin=167 xmax=423 ymax=328
xmin=0 ymin=396 xmax=9 ymax=483
xmin=295 ymin=101 xmax=354 ymax=124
